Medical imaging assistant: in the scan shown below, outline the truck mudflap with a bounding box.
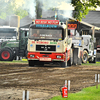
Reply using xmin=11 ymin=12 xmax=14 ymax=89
xmin=73 ymin=48 xmax=82 ymax=65
xmin=73 ymin=48 xmax=78 ymax=65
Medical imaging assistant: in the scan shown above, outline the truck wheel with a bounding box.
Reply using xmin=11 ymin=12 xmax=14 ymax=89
xmin=82 ymin=50 xmax=88 ymax=63
xmin=0 ymin=48 xmax=14 ymax=61
xmin=93 ymin=58 xmax=96 ymax=63
xmin=60 ymin=53 xmax=67 ymax=67
xmin=89 ymin=58 xmax=96 ymax=63
xmin=60 ymin=61 xmax=67 ymax=68
xmin=28 ymin=60 xmax=34 ymax=67
xmin=68 ymin=49 xmax=73 ymax=66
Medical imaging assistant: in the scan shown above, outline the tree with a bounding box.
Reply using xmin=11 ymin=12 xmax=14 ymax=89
xmin=0 ymin=0 xmax=100 ymax=21
xmin=14 ymin=7 xmax=28 ymax=19
xmin=72 ymin=0 xmax=100 ymax=21
xmin=0 ymin=0 xmax=28 ymax=19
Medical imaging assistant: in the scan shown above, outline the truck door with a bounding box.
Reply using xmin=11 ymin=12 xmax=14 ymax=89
xmin=19 ymin=30 xmax=29 ymax=50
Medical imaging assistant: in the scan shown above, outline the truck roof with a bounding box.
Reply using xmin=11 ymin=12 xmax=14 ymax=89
xmin=0 ymin=26 xmax=18 ymax=29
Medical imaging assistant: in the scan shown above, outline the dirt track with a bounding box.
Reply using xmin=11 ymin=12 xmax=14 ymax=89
xmin=0 ymin=62 xmax=100 ymax=100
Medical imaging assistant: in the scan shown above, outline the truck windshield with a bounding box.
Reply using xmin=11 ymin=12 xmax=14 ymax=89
xmin=29 ymin=29 xmax=62 ymax=40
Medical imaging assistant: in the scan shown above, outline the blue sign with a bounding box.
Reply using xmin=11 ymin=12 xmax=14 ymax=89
xmin=36 ymin=24 xmax=57 ymax=28
xmin=30 ymin=44 xmax=33 ymax=47
xmin=57 ymin=45 xmax=60 ymax=48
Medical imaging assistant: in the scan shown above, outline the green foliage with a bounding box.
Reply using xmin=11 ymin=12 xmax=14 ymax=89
xmin=0 ymin=0 xmax=100 ymax=21
xmin=14 ymin=7 xmax=28 ymax=19
xmin=82 ymin=61 xmax=100 ymax=66
xmin=72 ymin=0 xmax=100 ymax=21
xmin=0 ymin=60 xmax=28 ymax=63
xmin=0 ymin=12 xmax=6 ymax=19
xmin=0 ymin=0 xmax=28 ymax=19
xmin=50 ymin=85 xmax=100 ymax=100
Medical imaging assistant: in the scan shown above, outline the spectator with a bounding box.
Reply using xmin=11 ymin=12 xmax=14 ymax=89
xmin=32 ymin=30 xmax=40 ymax=37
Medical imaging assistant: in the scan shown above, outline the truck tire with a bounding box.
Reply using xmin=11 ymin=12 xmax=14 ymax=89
xmin=93 ymin=58 xmax=96 ymax=63
xmin=28 ymin=60 xmax=35 ymax=67
xmin=60 ymin=61 xmax=67 ymax=67
xmin=89 ymin=57 xmax=96 ymax=63
xmin=60 ymin=52 xmax=67 ymax=68
xmin=68 ymin=49 xmax=73 ymax=66
xmin=82 ymin=50 xmax=88 ymax=63
xmin=0 ymin=48 xmax=14 ymax=61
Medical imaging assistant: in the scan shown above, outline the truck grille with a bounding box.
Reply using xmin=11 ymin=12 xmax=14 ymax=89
xmin=36 ymin=45 xmax=56 ymax=51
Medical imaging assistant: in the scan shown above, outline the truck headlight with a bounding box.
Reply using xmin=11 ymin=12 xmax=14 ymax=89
xmin=57 ymin=55 xmax=61 ymax=58
xmin=30 ymin=55 xmax=35 ymax=57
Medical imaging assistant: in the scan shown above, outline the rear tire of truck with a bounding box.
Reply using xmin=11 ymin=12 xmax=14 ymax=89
xmin=93 ymin=58 xmax=96 ymax=63
xmin=28 ymin=60 xmax=35 ymax=67
xmin=89 ymin=57 xmax=96 ymax=63
xmin=82 ymin=50 xmax=88 ymax=63
xmin=0 ymin=48 xmax=14 ymax=61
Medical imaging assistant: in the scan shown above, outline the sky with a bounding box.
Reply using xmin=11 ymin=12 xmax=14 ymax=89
xmin=15 ymin=0 xmax=100 ymax=11
xmin=15 ymin=0 xmax=74 ymax=18
xmin=15 ymin=0 xmax=24 ymax=6
xmin=96 ymin=6 xmax=100 ymax=11
xmin=14 ymin=0 xmax=100 ymax=18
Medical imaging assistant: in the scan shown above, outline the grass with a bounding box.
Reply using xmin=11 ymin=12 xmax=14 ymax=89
xmin=50 ymin=85 xmax=100 ymax=100
xmin=82 ymin=61 xmax=100 ymax=66
xmin=0 ymin=59 xmax=28 ymax=63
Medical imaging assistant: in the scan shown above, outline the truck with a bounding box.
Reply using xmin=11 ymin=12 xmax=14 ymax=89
xmin=27 ymin=19 xmax=83 ymax=67
xmin=82 ymin=35 xmax=96 ymax=63
xmin=0 ymin=26 xmax=17 ymax=42
xmin=68 ymin=19 xmax=96 ymax=63
xmin=68 ymin=24 xmax=83 ymax=65
xmin=96 ymin=45 xmax=100 ymax=61
xmin=0 ymin=26 xmax=29 ymax=61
